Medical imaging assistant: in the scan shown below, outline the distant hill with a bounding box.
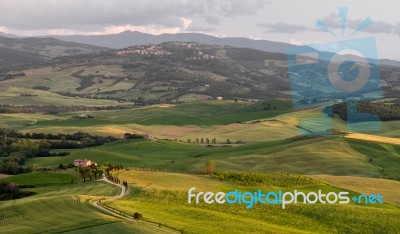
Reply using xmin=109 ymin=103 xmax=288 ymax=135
xmin=51 ymin=31 xmax=400 ymax=68
xmin=0 ymin=36 xmax=106 ymax=58
xmin=0 ymin=36 xmax=107 ymax=68
xmin=52 ymin=30 xmax=298 ymax=54
xmin=0 ymin=41 xmax=399 ymax=106
xmin=0 ymin=31 xmax=21 ymax=38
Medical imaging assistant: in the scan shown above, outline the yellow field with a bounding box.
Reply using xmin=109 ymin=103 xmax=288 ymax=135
xmin=312 ymin=175 xmax=400 ymax=206
xmin=0 ymin=173 xmax=12 ymax=179
xmin=346 ymin=133 xmax=400 ymax=145
xmin=116 ymin=170 xmax=227 ymax=192
xmin=22 ymin=120 xmax=299 ymax=142
xmin=157 ymin=104 xmax=176 ymax=108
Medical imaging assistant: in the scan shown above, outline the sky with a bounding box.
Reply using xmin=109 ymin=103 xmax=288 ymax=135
xmin=0 ymin=0 xmax=399 ymax=60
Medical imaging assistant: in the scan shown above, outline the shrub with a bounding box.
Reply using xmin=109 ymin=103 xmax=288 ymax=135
xmin=133 ymin=212 xmax=143 ymax=220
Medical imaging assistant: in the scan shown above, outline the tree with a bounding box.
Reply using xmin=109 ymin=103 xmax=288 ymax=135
xmin=133 ymin=212 xmax=143 ymax=220
xmin=58 ymin=163 xmax=66 ymax=170
xmin=204 ymin=160 xmax=215 ymax=175
xmin=98 ymin=169 xmax=104 ymax=178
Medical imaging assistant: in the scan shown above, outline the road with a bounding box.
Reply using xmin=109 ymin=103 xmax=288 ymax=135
xmin=90 ymin=176 xmax=131 ymax=220
xmin=90 ymin=176 xmax=180 ymax=233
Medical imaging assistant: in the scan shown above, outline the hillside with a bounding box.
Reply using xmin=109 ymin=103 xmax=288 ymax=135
xmin=0 ymin=42 xmax=292 ymax=104
xmin=0 ymin=41 xmax=399 ymax=106
xmin=52 ymin=31 xmax=297 ymax=54
xmin=0 ymin=36 xmax=106 ymax=69
xmin=0 ymin=38 xmax=400 ymax=104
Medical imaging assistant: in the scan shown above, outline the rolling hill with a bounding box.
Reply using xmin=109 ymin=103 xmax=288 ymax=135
xmin=52 ymin=30 xmax=298 ymax=54
xmin=0 ymin=35 xmax=107 ymax=69
xmin=0 ymin=41 xmax=399 ymax=106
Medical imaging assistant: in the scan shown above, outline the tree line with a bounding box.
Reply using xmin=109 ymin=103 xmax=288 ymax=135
xmin=0 ymin=182 xmax=35 ymax=201
xmin=325 ymin=101 xmax=400 ymax=122
xmin=212 ymin=171 xmax=317 ymax=187
xmin=0 ymin=129 xmax=118 ymax=149
xmin=0 ymin=129 xmax=118 ymax=175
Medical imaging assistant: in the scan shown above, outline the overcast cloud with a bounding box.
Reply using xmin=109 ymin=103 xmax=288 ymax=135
xmin=0 ymin=0 xmax=269 ymax=32
xmin=0 ymin=0 xmax=399 ymax=59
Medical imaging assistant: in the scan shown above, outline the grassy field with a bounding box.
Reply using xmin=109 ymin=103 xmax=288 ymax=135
xmin=0 ymin=101 xmax=399 ymax=233
xmin=0 ymin=171 xmax=80 ymax=186
xmin=26 ymin=136 xmax=395 ymax=178
xmin=23 ymin=100 xmax=292 ymax=127
xmin=0 ymin=87 xmax=129 ymax=106
xmin=105 ymin=170 xmax=400 ymax=234
xmin=346 ymin=132 xmax=400 ymax=145
xmin=0 ymin=113 xmax=62 ymax=130
xmin=2 ymin=102 xmax=398 ymax=143
xmin=312 ymin=175 xmax=400 ymax=206
xmin=0 ymin=174 xmax=12 ymax=179
xmin=0 ymin=172 xmax=172 ymax=233
xmin=21 ymin=120 xmax=299 ymax=142
xmin=345 ymin=138 xmax=400 ymax=180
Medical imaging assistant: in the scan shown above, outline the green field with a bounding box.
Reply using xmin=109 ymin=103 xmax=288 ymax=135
xmin=0 ymin=171 xmax=79 ymax=186
xmin=0 ymin=87 xmax=129 ymax=106
xmin=104 ymin=170 xmax=400 ymax=234
xmin=0 ymin=175 xmax=172 ymax=233
xmin=28 ymin=100 xmax=292 ymax=127
xmin=345 ymin=138 xmax=400 ymax=179
xmin=2 ymin=101 xmax=400 ymax=233
xmin=26 ymin=135 xmax=399 ymax=179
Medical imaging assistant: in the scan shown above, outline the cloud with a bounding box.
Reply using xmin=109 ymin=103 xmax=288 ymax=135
xmin=219 ymin=0 xmax=270 ymax=16
xmin=0 ymin=0 xmax=199 ymax=30
xmin=259 ymin=22 xmax=316 ymax=33
xmin=185 ymin=24 xmax=215 ymax=32
xmin=322 ymin=13 xmax=397 ymax=35
xmin=0 ymin=0 xmax=270 ymax=35
xmin=289 ymin=38 xmax=323 ymax=45
xmin=395 ymin=23 xmax=400 ymax=36
xmin=180 ymin=18 xmax=192 ymax=30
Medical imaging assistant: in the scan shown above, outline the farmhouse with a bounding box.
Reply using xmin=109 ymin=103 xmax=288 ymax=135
xmin=73 ymin=159 xmax=97 ymax=167
xmin=78 ymin=114 xmax=88 ymax=118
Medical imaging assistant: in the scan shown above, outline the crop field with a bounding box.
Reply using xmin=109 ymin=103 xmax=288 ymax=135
xmin=3 ymin=102 xmax=398 ymax=142
xmin=26 ymin=134 xmax=399 ymax=179
xmin=105 ymin=170 xmax=400 ymax=234
xmin=312 ymin=175 xmax=400 ymax=206
xmin=0 ymin=174 xmax=12 ymax=179
xmin=0 ymin=181 xmax=116 ymax=233
xmin=344 ymin=138 xmax=400 ymax=179
xmin=1 ymin=100 xmax=400 ymax=233
xmin=0 ymin=87 xmax=129 ymax=106
xmin=0 ymin=171 xmax=80 ymax=186
xmin=0 ymin=113 xmax=62 ymax=130
xmin=0 ymin=175 xmax=169 ymax=234
xmin=25 ymin=100 xmax=293 ymax=127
